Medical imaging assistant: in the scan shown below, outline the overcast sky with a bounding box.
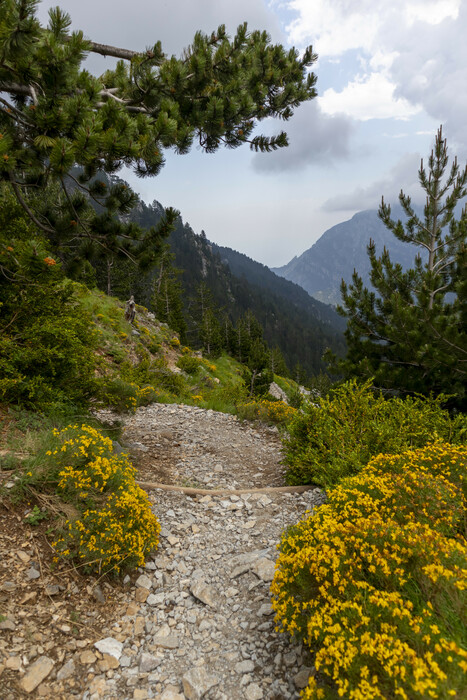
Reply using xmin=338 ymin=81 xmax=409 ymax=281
xmin=38 ymin=0 xmax=466 ymax=266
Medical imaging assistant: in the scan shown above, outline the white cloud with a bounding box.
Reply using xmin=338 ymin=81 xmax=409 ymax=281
xmin=319 ymin=73 xmax=421 ymax=121
xmin=322 ymin=152 xmax=423 ymax=211
xmin=252 ymin=101 xmax=355 ymax=172
xmin=37 ymin=0 xmax=283 ymax=61
xmin=285 ymin=0 xmax=459 ymax=53
xmin=283 ymin=0 xmax=466 ymax=150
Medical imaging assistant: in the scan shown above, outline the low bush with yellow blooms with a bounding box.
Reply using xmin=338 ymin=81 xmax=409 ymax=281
xmin=272 ymin=442 xmax=467 ymax=699
xmin=47 ymin=424 xmax=160 ymax=574
xmin=237 ymin=398 xmax=296 ymax=425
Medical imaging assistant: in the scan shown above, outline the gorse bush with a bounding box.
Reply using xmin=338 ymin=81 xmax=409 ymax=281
xmin=272 ymin=442 xmax=467 ymax=699
xmin=237 ymin=398 xmax=296 ymax=425
xmin=98 ymin=377 xmax=160 ymax=412
xmin=35 ymin=424 xmax=161 ymax=574
xmin=283 ymin=379 xmax=467 ymax=486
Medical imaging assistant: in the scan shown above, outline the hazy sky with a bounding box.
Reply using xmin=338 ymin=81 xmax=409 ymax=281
xmin=37 ymin=0 xmax=466 ymax=266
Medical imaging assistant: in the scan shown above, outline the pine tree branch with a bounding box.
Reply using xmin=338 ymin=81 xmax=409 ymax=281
xmin=0 ymin=96 xmax=35 ymax=128
xmin=428 ymin=324 xmax=467 ymax=361
xmin=8 ymin=175 xmax=55 ymax=235
xmin=84 ymin=41 xmax=140 ymax=61
xmin=432 ymin=283 xmax=451 ymax=297
xmin=0 ymin=80 xmax=33 ymax=96
xmin=64 ymin=171 xmax=108 ymax=209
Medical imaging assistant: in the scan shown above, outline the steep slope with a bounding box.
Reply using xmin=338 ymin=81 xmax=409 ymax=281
xmin=212 ymin=243 xmax=345 ymax=331
xmin=168 ymin=223 xmax=346 ymax=375
xmin=103 ymin=197 xmax=346 ymax=376
xmin=272 ymin=209 xmax=419 ymax=306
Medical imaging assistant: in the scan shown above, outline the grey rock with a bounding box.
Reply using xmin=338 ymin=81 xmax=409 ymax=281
xmin=1 ymin=581 xmax=16 ymax=592
xmin=139 ymin=652 xmax=161 ymax=673
xmin=112 ymin=440 xmax=125 ymax=454
xmin=160 ymin=691 xmax=185 ymax=700
xmin=94 ymin=637 xmax=123 ymax=660
xmin=234 ymin=660 xmax=255 ymax=674
xmin=251 ymin=558 xmax=276 ymax=582
xmin=0 ymin=619 xmax=16 ymax=631
xmin=26 ymin=567 xmax=40 ymax=580
xmin=257 ymin=603 xmax=274 ymax=617
xmin=283 ymin=650 xmax=297 ymax=667
xmin=152 ymin=635 xmax=179 ymax=649
xmin=146 ymin=592 xmax=165 ymax=606
xmin=57 ymin=658 xmax=76 ymax=681
xmin=182 ymin=667 xmax=219 ymax=699
xmin=191 ymin=581 xmax=218 ymax=608
xmin=245 ymin=683 xmax=263 ymax=700
xmin=268 ymin=382 xmax=289 ymax=403
xmin=45 ymin=584 xmax=60 ymax=596
xmin=135 ymin=574 xmax=153 ymax=589
xmin=294 ymin=666 xmax=315 ymax=689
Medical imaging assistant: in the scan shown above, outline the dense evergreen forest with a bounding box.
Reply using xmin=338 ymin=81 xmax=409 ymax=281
xmin=89 ymin=189 xmax=346 ymax=379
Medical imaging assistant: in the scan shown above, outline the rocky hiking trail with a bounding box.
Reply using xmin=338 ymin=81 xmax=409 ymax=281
xmin=1 ymin=404 xmax=326 ymax=700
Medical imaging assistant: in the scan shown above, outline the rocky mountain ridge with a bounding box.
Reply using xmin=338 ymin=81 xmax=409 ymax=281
xmin=272 ymin=208 xmax=423 ymax=306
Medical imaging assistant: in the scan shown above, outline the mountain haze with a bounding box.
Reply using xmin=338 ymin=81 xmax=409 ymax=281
xmin=272 ymin=209 xmax=420 ymax=306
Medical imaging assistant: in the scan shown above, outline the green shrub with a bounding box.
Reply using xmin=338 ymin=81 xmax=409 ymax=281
xmin=97 ymin=377 xmax=158 ymax=412
xmin=176 ymin=355 xmax=202 ymax=374
xmin=0 ymin=239 xmax=97 ymax=411
xmin=283 ymin=379 xmax=467 ymax=486
xmin=272 ymin=442 xmax=467 ymax=699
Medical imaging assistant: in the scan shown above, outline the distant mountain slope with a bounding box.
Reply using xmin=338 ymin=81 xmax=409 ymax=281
xmin=212 ymin=243 xmax=346 ymax=332
xmin=108 ymin=198 xmax=346 ymax=376
xmin=272 ymin=209 xmax=420 ymax=306
xmin=168 ymin=224 xmax=346 ymax=374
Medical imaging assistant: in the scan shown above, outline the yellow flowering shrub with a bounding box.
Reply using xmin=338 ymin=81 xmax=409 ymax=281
xmin=237 ymin=398 xmax=296 ymax=425
xmin=49 ymin=425 xmax=160 ymax=574
xmin=99 ymin=377 xmax=161 ymax=412
xmin=272 ymin=442 xmax=467 ymax=699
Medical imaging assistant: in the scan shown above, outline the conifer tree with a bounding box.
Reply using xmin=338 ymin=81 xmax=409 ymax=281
xmin=269 ymin=346 xmax=289 ymax=377
xmin=330 ymin=128 xmax=467 ymax=409
xmin=0 ymin=0 xmax=317 ymax=269
xmin=191 ymin=282 xmax=222 ymax=356
xmin=153 ymin=245 xmax=187 ymax=340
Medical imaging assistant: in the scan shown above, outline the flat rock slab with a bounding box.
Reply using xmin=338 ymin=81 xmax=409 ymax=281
xmin=94 ymin=637 xmax=124 ymax=660
xmin=190 ymin=581 xmax=218 ymax=608
xmin=20 ymin=656 xmax=54 ymax=693
xmin=182 ymin=667 xmax=219 ymax=699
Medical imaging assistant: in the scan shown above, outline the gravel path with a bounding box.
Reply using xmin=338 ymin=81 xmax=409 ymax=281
xmin=1 ymin=404 xmax=325 ymax=700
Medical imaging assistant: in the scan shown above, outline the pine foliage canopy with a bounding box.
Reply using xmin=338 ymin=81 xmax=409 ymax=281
xmin=0 ymin=0 xmax=317 ymax=268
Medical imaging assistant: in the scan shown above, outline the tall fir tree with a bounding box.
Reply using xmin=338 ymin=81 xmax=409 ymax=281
xmin=330 ymin=128 xmax=467 ymax=410
xmin=190 ymin=282 xmax=222 ymax=356
xmin=269 ymin=346 xmax=289 ymax=377
xmin=153 ymin=245 xmax=187 ymax=341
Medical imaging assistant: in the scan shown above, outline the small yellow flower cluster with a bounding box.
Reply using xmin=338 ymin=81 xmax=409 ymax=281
xmin=272 ymin=442 xmax=467 ymax=699
xmin=238 ymin=399 xmax=296 ymax=425
xmin=200 ymin=360 xmax=217 ymax=373
xmin=170 ymin=336 xmax=180 ymax=347
xmin=50 ymin=424 xmax=160 ymax=574
xmin=102 ymin=380 xmax=159 ymax=413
